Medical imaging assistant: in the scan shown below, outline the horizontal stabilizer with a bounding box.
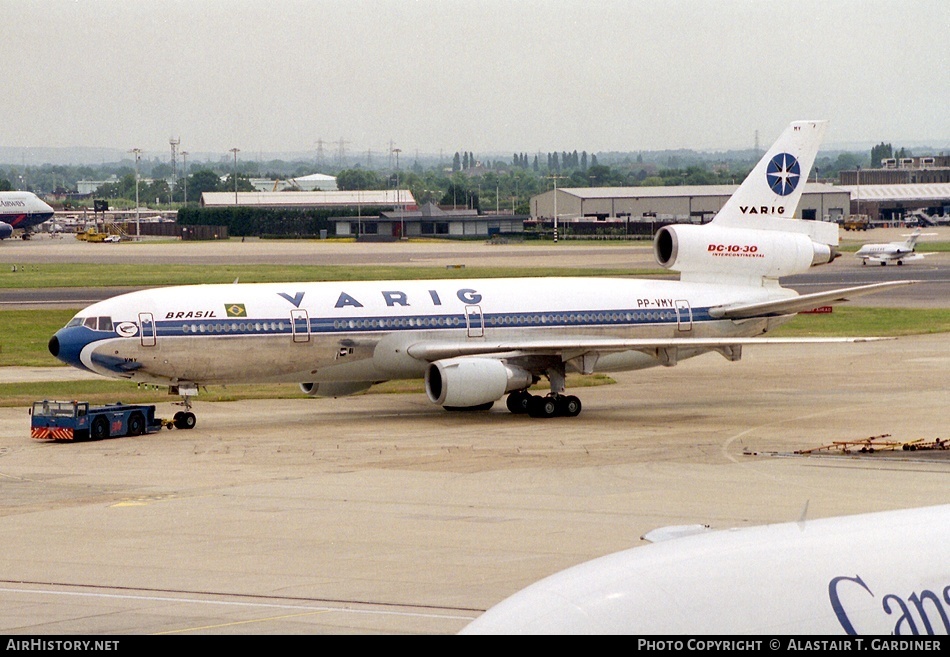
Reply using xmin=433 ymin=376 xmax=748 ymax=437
xmin=709 ymin=280 xmax=918 ymax=319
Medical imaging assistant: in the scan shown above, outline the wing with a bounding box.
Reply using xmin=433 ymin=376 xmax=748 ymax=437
xmin=709 ymin=280 xmax=917 ymax=319
xmin=406 ymin=335 xmax=890 ymax=365
xmin=405 ymin=281 xmax=911 ymax=367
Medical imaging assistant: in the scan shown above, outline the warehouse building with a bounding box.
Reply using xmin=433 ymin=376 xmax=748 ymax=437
xmin=531 ymin=183 xmax=850 ymax=226
xmin=200 ymin=189 xmax=414 ymax=209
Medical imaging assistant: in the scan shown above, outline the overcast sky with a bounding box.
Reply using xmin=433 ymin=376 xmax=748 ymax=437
xmin=3 ymin=0 xmax=948 ymax=159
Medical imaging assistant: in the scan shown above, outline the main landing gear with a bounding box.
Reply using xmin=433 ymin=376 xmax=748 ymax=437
xmin=506 ymin=390 xmax=582 ymax=418
xmin=505 ymin=363 xmax=582 ymax=418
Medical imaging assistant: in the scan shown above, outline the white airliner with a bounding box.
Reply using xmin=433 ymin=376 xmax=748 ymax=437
xmin=0 ymin=191 xmax=55 ymax=239
xmin=49 ymin=121 xmax=910 ymax=429
xmin=461 ymin=504 xmax=950 ymax=635
xmin=855 ymin=228 xmax=937 ymax=266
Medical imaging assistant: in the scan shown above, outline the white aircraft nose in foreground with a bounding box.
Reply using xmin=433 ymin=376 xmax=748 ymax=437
xmin=855 ymin=228 xmax=938 ymax=265
xmin=461 ymin=504 xmax=950 ymax=635
xmin=49 ymin=120 xmax=912 ymax=427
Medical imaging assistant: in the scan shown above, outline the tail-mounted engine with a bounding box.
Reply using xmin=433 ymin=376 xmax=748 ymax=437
xmin=425 ymin=357 xmax=533 ymax=409
xmin=654 ymin=224 xmax=836 ymax=282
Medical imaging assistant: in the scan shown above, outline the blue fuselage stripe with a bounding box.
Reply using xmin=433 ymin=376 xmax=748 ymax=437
xmin=150 ymin=307 xmax=715 ymax=337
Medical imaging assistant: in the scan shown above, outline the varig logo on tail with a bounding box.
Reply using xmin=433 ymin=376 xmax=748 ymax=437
xmin=766 ymin=153 xmax=801 ymax=196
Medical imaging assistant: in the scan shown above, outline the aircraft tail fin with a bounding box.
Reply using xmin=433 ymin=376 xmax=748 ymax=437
xmin=653 ymin=121 xmax=838 ymax=286
xmin=902 ymin=228 xmax=925 ymax=249
xmin=712 ymin=121 xmax=834 ymax=244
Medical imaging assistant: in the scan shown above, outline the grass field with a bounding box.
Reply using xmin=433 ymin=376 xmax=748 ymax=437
xmin=0 ymin=263 xmax=669 ymax=289
xmin=0 ymin=372 xmax=617 ymax=408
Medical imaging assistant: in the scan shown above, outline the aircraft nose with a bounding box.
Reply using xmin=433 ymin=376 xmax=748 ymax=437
xmin=49 ymin=326 xmax=94 ymax=371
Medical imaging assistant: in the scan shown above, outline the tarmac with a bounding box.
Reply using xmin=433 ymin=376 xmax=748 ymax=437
xmin=0 ymin=233 xmax=947 ymax=634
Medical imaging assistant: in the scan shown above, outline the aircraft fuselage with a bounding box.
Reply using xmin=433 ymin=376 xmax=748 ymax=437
xmin=51 ymin=277 xmax=789 ymax=387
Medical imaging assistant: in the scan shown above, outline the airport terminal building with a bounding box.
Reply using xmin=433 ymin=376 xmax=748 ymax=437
xmin=331 ymin=202 xmax=525 ymax=239
xmin=837 ymin=157 xmax=950 ymax=223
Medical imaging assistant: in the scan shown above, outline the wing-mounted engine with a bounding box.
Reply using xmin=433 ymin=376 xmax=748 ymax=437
xmin=425 ymin=357 xmax=533 ymax=409
xmin=299 ymin=381 xmax=375 ymax=398
xmin=654 ymin=223 xmax=836 ymax=284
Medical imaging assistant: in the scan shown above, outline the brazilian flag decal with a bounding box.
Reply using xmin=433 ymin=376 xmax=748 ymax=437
xmin=225 ymin=303 xmax=247 ymax=318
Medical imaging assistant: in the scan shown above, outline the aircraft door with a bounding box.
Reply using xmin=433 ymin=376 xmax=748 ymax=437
xmin=139 ymin=313 xmax=157 ymax=347
xmin=290 ymin=309 xmax=310 ymax=343
xmin=465 ymin=305 xmax=484 ymax=338
xmin=675 ymin=300 xmax=692 ymax=332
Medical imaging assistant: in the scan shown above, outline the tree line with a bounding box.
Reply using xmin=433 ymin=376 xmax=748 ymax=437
xmin=0 ymin=140 xmax=923 ymax=212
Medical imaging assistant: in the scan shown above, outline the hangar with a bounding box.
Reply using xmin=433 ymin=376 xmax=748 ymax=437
xmin=530 ymin=183 xmax=851 ymax=226
xmin=200 ymin=189 xmax=414 ymax=209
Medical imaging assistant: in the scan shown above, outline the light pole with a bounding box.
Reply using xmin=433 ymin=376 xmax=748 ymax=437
xmin=392 ymin=147 xmax=403 ymax=238
xmin=181 ymin=151 xmax=189 ymax=204
xmin=229 ymin=148 xmax=240 ymax=205
xmin=130 ymin=148 xmax=141 ymax=240
xmin=855 ymin=165 xmax=861 ymax=221
xmin=547 ymin=174 xmax=565 ymax=242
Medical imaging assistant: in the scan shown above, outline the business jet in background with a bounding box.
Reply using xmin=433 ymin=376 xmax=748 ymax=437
xmin=49 ymin=120 xmax=911 ymax=428
xmin=0 ymin=191 xmax=55 ymax=239
xmin=855 ymin=228 xmax=938 ymax=265
xmin=460 ymin=504 xmax=950 ymax=635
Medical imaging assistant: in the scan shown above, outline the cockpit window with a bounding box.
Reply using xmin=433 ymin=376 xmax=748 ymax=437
xmin=78 ymin=316 xmax=114 ymax=331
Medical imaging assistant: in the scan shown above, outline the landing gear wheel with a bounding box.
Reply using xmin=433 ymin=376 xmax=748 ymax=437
xmin=175 ymin=412 xmax=197 ymax=430
xmin=506 ymin=390 xmax=531 ymax=414
xmin=127 ymin=412 xmax=144 ymax=436
xmin=558 ymin=395 xmax=582 ymax=417
xmin=528 ymin=395 xmax=558 ymax=418
xmin=91 ymin=416 xmax=110 ymax=440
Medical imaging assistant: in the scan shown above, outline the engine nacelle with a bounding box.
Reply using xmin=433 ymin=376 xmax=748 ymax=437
xmin=425 ymin=358 xmax=533 ymax=409
xmin=654 ymin=224 xmax=836 ymax=280
xmin=299 ymin=381 xmax=374 ymax=398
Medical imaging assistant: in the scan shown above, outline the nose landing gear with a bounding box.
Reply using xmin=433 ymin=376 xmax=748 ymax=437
xmin=170 ymin=384 xmax=198 ymax=430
